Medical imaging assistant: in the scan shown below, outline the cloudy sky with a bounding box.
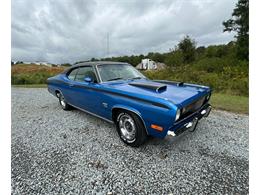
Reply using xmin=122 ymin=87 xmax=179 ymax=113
xmin=11 ymin=0 xmax=237 ymax=63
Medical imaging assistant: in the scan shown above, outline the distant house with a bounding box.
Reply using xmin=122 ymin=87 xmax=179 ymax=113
xmin=29 ymin=61 xmax=54 ymax=67
xmin=136 ymin=59 xmax=166 ymax=71
xmin=142 ymin=59 xmax=157 ymax=70
xmin=23 ymin=61 xmax=33 ymax=64
xmin=13 ymin=61 xmax=57 ymax=67
xmin=34 ymin=61 xmax=53 ymax=67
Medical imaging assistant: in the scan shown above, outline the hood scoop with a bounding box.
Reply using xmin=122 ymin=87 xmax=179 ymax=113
xmin=154 ymin=80 xmax=184 ymax=86
xmin=129 ymin=82 xmax=167 ymax=93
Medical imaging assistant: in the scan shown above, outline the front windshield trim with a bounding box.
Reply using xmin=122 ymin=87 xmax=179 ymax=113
xmin=96 ymin=63 xmax=146 ymax=83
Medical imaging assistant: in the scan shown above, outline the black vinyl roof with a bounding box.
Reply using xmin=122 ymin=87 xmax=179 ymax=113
xmin=63 ymin=61 xmax=129 ymax=74
xmin=73 ymin=61 xmax=128 ymax=67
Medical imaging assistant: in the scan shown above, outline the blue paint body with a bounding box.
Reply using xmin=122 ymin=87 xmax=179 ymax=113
xmin=47 ymin=63 xmax=212 ymax=139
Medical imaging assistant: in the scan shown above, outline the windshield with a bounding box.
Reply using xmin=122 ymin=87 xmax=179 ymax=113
xmin=97 ymin=64 xmax=146 ymax=82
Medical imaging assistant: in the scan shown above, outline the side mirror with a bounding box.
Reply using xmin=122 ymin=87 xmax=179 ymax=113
xmin=84 ymin=76 xmax=93 ymax=83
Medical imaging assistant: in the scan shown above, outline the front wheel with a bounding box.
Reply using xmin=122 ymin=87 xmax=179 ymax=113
xmin=116 ymin=110 xmax=147 ymax=147
xmin=57 ymin=92 xmax=72 ymax=110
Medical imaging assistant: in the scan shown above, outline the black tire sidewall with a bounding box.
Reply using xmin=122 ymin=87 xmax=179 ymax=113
xmin=116 ymin=110 xmax=147 ymax=147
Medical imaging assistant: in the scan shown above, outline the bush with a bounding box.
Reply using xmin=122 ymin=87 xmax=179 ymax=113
xmin=164 ymin=51 xmax=184 ymax=67
xmin=193 ymin=57 xmax=225 ymax=73
xmin=143 ymin=61 xmax=248 ymax=97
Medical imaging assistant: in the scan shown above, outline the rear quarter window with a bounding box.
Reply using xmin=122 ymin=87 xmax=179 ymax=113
xmin=68 ymin=68 xmax=78 ymax=80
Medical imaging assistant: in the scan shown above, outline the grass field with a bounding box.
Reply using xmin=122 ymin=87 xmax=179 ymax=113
xmin=11 ymin=64 xmax=66 ymax=85
xmin=211 ymin=93 xmax=248 ymax=114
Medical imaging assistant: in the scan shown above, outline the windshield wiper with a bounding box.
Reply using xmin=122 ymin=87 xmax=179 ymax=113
xmin=107 ymin=77 xmax=123 ymax=81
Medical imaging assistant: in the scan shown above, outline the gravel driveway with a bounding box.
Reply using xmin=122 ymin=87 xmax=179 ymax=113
xmin=11 ymin=88 xmax=249 ymax=194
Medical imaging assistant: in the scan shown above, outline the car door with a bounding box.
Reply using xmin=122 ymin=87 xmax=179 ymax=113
xmin=69 ymin=66 xmax=101 ymax=113
xmin=62 ymin=67 xmax=80 ymax=106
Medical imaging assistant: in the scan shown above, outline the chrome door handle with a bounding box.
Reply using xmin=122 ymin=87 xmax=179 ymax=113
xmin=69 ymin=83 xmax=74 ymax=87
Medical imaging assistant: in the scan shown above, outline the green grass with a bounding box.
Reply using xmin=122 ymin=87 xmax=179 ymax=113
xmin=12 ymin=84 xmax=47 ymax=88
xmin=210 ymin=93 xmax=248 ymax=114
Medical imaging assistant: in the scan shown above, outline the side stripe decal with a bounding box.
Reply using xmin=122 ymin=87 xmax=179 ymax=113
xmin=49 ymin=79 xmax=170 ymax=109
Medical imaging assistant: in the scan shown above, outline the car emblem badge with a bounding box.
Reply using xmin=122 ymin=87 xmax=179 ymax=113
xmin=102 ymin=102 xmax=108 ymax=108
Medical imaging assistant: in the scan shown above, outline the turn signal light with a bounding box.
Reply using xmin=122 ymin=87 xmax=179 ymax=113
xmin=151 ymin=124 xmax=163 ymax=131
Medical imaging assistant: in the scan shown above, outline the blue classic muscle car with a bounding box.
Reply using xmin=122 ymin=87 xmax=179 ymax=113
xmin=47 ymin=61 xmax=212 ymax=147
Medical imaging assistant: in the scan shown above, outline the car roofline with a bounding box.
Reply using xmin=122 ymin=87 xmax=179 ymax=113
xmin=63 ymin=61 xmax=130 ymax=73
xmin=73 ymin=61 xmax=129 ymax=67
xmin=61 ymin=61 xmax=132 ymax=83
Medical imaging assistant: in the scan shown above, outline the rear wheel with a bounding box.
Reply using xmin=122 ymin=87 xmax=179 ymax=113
xmin=57 ymin=92 xmax=72 ymax=110
xmin=116 ymin=110 xmax=147 ymax=147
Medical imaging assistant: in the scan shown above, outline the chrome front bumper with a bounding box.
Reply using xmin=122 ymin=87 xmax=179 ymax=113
xmin=167 ymin=104 xmax=212 ymax=137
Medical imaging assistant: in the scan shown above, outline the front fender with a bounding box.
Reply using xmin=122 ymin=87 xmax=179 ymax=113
xmin=111 ymin=104 xmax=176 ymax=138
xmin=112 ymin=104 xmax=144 ymax=122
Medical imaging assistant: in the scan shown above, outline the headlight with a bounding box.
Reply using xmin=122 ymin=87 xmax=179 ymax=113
xmin=206 ymin=93 xmax=211 ymax=100
xmin=175 ymin=109 xmax=181 ymax=121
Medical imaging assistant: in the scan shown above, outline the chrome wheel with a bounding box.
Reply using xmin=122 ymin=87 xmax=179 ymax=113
xmin=116 ymin=110 xmax=148 ymax=147
xmin=57 ymin=92 xmax=72 ymax=110
xmin=60 ymin=95 xmax=66 ymax=107
xmin=118 ymin=113 xmax=136 ymax=143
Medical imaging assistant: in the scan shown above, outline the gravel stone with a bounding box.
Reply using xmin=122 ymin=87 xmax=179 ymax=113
xmin=11 ymin=88 xmax=249 ymax=194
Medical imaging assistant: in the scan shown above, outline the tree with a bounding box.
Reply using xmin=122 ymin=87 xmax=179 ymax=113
xmin=165 ymin=50 xmax=183 ymax=66
xmin=91 ymin=58 xmax=98 ymax=61
xmin=145 ymin=52 xmax=165 ymax=62
xmin=196 ymin=46 xmax=206 ymax=58
xmin=177 ymin=35 xmax=196 ymax=63
xmin=61 ymin=63 xmax=72 ymax=67
xmin=223 ymin=0 xmax=249 ymax=60
xmin=15 ymin=61 xmax=23 ymax=64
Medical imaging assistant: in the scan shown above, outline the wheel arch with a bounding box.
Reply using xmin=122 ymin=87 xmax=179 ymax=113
xmin=54 ymin=89 xmax=69 ymax=103
xmin=111 ymin=105 xmax=149 ymax=135
xmin=55 ymin=89 xmax=63 ymax=98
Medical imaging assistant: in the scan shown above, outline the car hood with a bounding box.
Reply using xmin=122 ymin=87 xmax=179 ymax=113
xmin=103 ymin=79 xmax=211 ymax=107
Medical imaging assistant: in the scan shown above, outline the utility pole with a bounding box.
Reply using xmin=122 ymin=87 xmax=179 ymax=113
xmin=106 ymin=33 xmax=109 ymax=57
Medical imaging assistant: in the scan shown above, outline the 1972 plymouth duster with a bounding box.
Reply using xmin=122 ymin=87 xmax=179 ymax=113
xmin=47 ymin=61 xmax=212 ymax=147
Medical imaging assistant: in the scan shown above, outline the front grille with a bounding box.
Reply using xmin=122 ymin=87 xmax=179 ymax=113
xmin=184 ymin=96 xmax=205 ymax=113
xmin=180 ymin=96 xmax=206 ymax=120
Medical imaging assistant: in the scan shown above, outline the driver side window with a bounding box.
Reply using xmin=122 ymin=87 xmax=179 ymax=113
xmin=74 ymin=66 xmax=97 ymax=83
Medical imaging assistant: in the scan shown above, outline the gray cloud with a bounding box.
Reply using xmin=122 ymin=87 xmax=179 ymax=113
xmin=12 ymin=0 xmax=237 ymax=63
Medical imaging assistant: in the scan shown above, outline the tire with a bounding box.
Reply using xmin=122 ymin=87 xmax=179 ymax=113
xmin=116 ymin=110 xmax=147 ymax=147
xmin=57 ymin=92 xmax=72 ymax=111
